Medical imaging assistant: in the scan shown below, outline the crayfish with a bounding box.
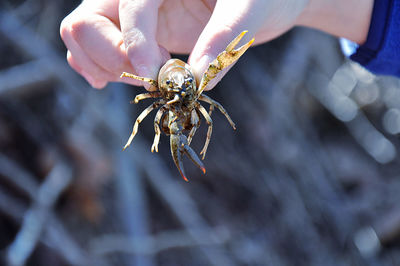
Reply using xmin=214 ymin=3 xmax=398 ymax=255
xmin=121 ymin=31 xmax=254 ymax=181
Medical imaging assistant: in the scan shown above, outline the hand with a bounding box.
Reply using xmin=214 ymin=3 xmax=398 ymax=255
xmin=60 ymin=0 xmax=309 ymax=89
xmin=60 ymin=0 xmax=372 ymax=89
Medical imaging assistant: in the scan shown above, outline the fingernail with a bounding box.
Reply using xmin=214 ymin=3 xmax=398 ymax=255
xmin=136 ymin=65 xmax=159 ymax=79
xmin=135 ymin=65 xmax=149 ymax=76
xmin=135 ymin=65 xmax=159 ymax=91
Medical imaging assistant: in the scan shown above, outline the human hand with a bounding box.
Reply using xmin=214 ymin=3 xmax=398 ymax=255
xmin=60 ymin=0 xmax=372 ymax=90
xmin=60 ymin=0 xmax=311 ymax=89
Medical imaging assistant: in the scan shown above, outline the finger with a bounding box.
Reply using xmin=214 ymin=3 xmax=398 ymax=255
xmin=188 ymin=0 xmax=263 ymax=90
xmin=80 ymin=0 xmax=120 ymax=25
xmin=119 ymin=0 xmax=165 ymax=81
xmin=67 ymin=51 xmax=107 ymax=89
xmin=68 ymin=14 xmax=139 ymax=82
xmin=62 ymin=23 xmax=113 ymax=88
xmin=61 ymin=4 xmax=116 ymax=88
xmin=61 ymin=2 xmax=145 ymax=88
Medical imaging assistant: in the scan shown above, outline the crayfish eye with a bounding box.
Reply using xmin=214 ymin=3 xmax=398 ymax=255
xmin=165 ymin=80 xmax=173 ymax=88
xmin=185 ymin=77 xmax=193 ymax=85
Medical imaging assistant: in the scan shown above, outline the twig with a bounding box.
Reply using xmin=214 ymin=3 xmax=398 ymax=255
xmin=140 ymin=153 xmax=235 ymax=266
xmin=106 ymin=84 xmax=155 ymax=266
xmin=44 ymin=215 xmax=107 ymax=266
xmin=0 ymin=153 xmax=38 ymax=198
xmin=0 ymin=59 xmax=55 ymax=95
xmin=0 ymin=186 xmax=26 ymax=221
xmin=346 ymin=113 xmax=396 ymax=164
xmin=90 ymin=227 xmax=230 ymax=256
xmin=0 ymin=185 xmax=96 ymax=266
xmin=236 ymin=30 xmax=358 ymax=265
xmin=6 ymin=162 xmax=73 ymax=266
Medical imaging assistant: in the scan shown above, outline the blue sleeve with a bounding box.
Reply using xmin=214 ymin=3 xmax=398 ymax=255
xmin=350 ymin=0 xmax=400 ymax=77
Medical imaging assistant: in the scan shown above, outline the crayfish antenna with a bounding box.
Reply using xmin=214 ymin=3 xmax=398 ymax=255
xmin=120 ymin=72 xmax=158 ymax=87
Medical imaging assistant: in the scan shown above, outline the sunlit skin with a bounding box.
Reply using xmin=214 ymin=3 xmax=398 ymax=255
xmin=60 ymin=0 xmax=373 ymax=89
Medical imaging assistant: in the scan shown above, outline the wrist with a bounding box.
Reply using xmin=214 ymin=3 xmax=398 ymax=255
xmin=296 ymin=0 xmax=374 ymax=44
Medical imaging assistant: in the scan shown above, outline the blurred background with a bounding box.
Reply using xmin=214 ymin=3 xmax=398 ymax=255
xmin=1 ymin=1 xmax=400 ymax=266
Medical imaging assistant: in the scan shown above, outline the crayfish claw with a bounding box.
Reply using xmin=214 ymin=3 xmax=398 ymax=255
xmin=170 ymin=134 xmax=189 ymax=181
xmin=170 ymin=134 xmax=206 ymax=181
xmin=197 ymin=31 xmax=254 ymax=95
xmin=183 ymin=144 xmax=206 ymax=174
xmin=176 ymin=147 xmax=189 ymax=182
xmin=225 ymin=30 xmax=253 ymax=54
xmin=215 ymin=31 xmax=255 ymax=72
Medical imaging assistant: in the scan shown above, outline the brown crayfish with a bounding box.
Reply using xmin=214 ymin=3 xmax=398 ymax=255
xmin=121 ymin=31 xmax=254 ymax=181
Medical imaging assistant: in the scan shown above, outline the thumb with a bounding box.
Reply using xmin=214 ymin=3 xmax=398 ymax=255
xmin=119 ymin=0 xmax=166 ymax=86
xmin=188 ymin=0 xmax=263 ymax=90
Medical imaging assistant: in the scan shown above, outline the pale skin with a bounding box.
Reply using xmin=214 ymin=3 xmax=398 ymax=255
xmin=60 ymin=0 xmax=374 ymax=90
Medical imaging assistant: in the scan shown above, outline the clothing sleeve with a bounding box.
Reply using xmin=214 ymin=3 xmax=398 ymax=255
xmin=347 ymin=0 xmax=400 ymax=77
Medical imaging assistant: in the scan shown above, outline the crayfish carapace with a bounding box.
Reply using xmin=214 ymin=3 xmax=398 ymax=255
xmin=121 ymin=31 xmax=254 ymax=181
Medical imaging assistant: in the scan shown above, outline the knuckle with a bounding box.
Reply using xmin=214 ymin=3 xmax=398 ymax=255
xmin=60 ymin=12 xmax=91 ymax=43
xmin=60 ymin=16 xmax=83 ymax=42
xmin=69 ymin=18 xmax=89 ymax=41
xmin=124 ymin=29 xmax=146 ymax=55
xmin=59 ymin=16 xmax=73 ymax=41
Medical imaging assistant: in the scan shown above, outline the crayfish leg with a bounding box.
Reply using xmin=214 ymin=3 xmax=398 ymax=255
xmin=197 ymin=103 xmax=213 ymax=160
xmin=187 ymin=109 xmax=200 ymax=145
xmin=132 ymin=92 xmax=161 ymax=104
xmin=151 ymin=107 xmax=166 ymax=153
xmin=199 ymin=94 xmax=236 ymax=130
xmin=123 ymin=100 xmax=163 ymax=151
